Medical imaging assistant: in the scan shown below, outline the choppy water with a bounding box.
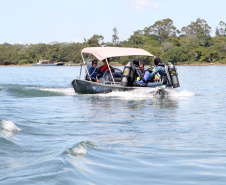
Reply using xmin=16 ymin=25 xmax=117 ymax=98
xmin=0 ymin=65 xmax=226 ymax=185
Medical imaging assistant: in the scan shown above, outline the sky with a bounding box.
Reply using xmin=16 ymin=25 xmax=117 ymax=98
xmin=0 ymin=0 xmax=225 ymax=44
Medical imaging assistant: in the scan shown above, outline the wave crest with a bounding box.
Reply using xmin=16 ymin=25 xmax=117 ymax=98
xmin=66 ymin=141 xmax=97 ymax=157
xmin=0 ymin=120 xmax=21 ymax=132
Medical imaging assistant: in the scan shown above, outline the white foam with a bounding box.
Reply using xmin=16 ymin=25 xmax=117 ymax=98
xmin=72 ymin=144 xmax=88 ymax=155
xmin=178 ymin=90 xmax=195 ymax=97
xmin=96 ymin=88 xmax=195 ymax=100
xmin=166 ymin=89 xmax=195 ymax=98
xmin=0 ymin=120 xmax=21 ymax=132
xmin=97 ymin=88 xmax=159 ymax=99
xmin=39 ymin=87 xmax=75 ymax=96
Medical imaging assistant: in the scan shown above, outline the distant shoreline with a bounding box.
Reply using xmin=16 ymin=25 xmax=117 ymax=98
xmin=1 ymin=62 xmax=226 ymax=66
xmin=176 ymin=62 xmax=226 ymax=66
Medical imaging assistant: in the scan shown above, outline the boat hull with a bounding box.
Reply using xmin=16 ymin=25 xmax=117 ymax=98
xmin=71 ymin=79 xmax=133 ymax=94
xmin=71 ymin=79 xmax=166 ymax=94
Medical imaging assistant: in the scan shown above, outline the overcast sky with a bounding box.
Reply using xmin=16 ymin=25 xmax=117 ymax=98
xmin=0 ymin=0 xmax=225 ymax=44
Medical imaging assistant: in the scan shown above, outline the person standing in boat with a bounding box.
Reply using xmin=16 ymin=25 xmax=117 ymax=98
xmin=86 ymin=59 xmax=99 ymax=82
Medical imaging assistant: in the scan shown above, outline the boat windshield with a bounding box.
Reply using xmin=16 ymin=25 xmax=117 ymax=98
xmin=102 ymin=68 xmax=123 ymax=83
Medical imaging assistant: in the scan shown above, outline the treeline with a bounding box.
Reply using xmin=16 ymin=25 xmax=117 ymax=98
xmin=0 ymin=18 xmax=225 ymax=65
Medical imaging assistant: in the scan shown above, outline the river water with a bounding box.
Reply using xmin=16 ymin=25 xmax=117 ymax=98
xmin=0 ymin=65 xmax=226 ymax=185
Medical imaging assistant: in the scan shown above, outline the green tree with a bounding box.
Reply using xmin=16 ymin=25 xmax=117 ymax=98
xmin=133 ymin=30 xmax=144 ymax=35
xmin=144 ymin=18 xmax=178 ymax=43
xmin=88 ymin=34 xmax=104 ymax=46
xmin=181 ymin=19 xmax=213 ymax=47
xmin=215 ymin=27 xmax=220 ymax=36
xmin=128 ymin=34 xmax=149 ymax=45
xmin=1 ymin=17 xmax=226 ymax=66
xmin=161 ymin=45 xmax=196 ymax=64
xmin=112 ymin=27 xmax=119 ymax=45
xmin=181 ymin=18 xmax=211 ymax=36
xmin=219 ymin=21 xmax=226 ymax=36
xmin=162 ymin=42 xmax=174 ymax=52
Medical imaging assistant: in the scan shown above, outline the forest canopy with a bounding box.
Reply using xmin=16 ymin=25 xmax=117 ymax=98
xmin=0 ymin=18 xmax=225 ymax=65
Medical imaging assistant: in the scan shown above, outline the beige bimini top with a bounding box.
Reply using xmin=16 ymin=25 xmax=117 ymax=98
xmin=81 ymin=47 xmax=154 ymax=61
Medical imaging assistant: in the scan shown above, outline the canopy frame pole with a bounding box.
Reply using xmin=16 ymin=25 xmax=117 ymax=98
xmin=79 ymin=63 xmax=82 ymax=79
xmin=81 ymin=52 xmax=92 ymax=81
xmin=105 ymin=59 xmax=115 ymax=85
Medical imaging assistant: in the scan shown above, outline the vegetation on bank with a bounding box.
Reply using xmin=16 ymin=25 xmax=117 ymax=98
xmin=0 ymin=18 xmax=225 ymax=65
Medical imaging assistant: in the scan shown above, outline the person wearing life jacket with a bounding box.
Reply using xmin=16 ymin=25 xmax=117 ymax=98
xmin=136 ymin=57 xmax=166 ymax=87
xmin=149 ymin=57 xmax=166 ymax=81
xmin=136 ymin=62 xmax=159 ymax=84
xmin=143 ymin=68 xmax=160 ymax=83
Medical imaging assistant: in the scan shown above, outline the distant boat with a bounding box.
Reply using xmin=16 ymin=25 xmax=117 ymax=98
xmin=34 ymin=59 xmax=64 ymax=66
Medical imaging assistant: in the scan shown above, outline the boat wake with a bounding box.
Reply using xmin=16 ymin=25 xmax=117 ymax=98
xmin=27 ymin=87 xmax=75 ymax=96
xmin=164 ymin=89 xmax=195 ymax=98
xmin=97 ymin=88 xmax=195 ymax=100
xmin=2 ymin=85 xmax=75 ymax=97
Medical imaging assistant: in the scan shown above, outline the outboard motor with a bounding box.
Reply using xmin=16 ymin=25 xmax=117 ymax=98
xmin=121 ymin=61 xmax=132 ymax=87
xmin=167 ymin=62 xmax=180 ymax=88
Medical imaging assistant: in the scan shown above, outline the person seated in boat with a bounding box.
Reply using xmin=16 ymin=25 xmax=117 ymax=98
xmin=141 ymin=57 xmax=167 ymax=87
xmin=96 ymin=58 xmax=114 ymax=79
xmin=150 ymin=57 xmax=165 ymax=80
xmin=139 ymin=62 xmax=145 ymax=74
xmin=136 ymin=62 xmax=145 ymax=81
xmin=86 ymin=59 xmax=99 ymax=82
xmin=129 ymin=59 xmax=147 ymax=86
xmin=135 ymin=63 xmax=157 ymax=82
xmin=136 ymin=61 xmax=162 ymax=85
xmin=143 ymin=68 xmax=160 ymax=82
